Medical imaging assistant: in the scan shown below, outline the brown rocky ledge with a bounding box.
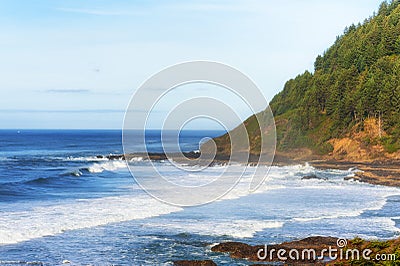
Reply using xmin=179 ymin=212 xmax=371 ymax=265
xmin=173 ymin=260 xmax=217 ymax=266
xmin=210 ymin=236 xmax=338 ymax=265
xmin=310 ymin=160 xmax=400 ymax=187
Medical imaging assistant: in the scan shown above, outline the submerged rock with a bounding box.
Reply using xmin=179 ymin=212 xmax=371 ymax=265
xmin=344 ymin=175 xmax=354 ymax=181
xmin=301 ymin=174 xmax=327 ymax=180
xmin=106 ymin=154 xmax=125 ymax=160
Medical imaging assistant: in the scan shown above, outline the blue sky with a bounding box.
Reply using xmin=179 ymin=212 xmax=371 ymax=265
xmin=0 ymin=0 xmax=383 ymax=129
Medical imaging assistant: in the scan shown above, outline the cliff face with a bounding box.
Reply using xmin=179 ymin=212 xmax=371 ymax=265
xmin=214 ymin=0 xmax=400 ymax=162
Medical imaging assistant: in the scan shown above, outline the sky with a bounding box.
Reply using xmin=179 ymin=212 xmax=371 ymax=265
xmin=0 ymin=0 xmax=384 ymax=129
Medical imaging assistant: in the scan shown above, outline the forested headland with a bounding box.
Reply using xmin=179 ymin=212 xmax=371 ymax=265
xmin=213 ymin=0 xmax=400 ymax=161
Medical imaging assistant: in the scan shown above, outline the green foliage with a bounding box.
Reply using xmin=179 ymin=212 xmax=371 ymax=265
xmin=382 ymin=136 xmax=400 ymax=153
xmin=215 ymin=1 xmax=400 ymax=156
xmin=267 ymin=0 xmax=400 ymax=154
xmin=347 ymin=239 xmax=399 ymax=266
xmin=351 ymin=237 xmax=364 ymax=246
xmin=370 ymin=240 xmax=391 ymax=249
xmin=394 ymin=250 xmax=400 ymax=264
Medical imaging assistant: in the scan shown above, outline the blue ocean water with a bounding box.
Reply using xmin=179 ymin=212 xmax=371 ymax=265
xmin=0 ymin=130 xmax=220 ymax=204
xmin=0 ymin=130 xmax=399 ymax=265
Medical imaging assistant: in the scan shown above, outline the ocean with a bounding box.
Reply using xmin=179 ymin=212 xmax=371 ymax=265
xmin=0 ymin=130 xmax=399 ymax=265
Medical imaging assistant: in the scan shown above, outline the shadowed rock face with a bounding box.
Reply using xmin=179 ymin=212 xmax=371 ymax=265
xmin=173 ymin=260 xmax=217 ymax=266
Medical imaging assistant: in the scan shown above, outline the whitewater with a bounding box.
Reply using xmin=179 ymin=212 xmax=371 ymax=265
xmin=0 ymin=130 xmax=399 ymax=265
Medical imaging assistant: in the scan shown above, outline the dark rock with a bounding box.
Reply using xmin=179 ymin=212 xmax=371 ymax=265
xmin=106 ymin=154 xmax=125 ymax=160
xmin=173 ymin=260 xmax=217 ymax=266
xmin=277 ymin=236 xmax=339 ymax=249
xmin=301 ymin=174 xmax=327 ymax=180
xmin=211 ymin=242 xmax=257 ymax=259
xmin=211 ymin=241 xmax=253 ymax=253
xmin=344 ymin=175 xmax=355 ymax=181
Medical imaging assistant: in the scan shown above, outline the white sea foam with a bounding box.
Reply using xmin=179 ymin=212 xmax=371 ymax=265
xmin=65 ymin=156 xmax=109 ymax=161
xmin=147 ymin=219 xmax=283 ymax=238
xmin=292 ymin=211 xmax=364 ymax=223
xmin=0 ymin=195 xmax=182 ymax=245
xmin=348 ymin=167 xmax=363 ymax=173
xmin=335 ymin=217 xmax=400 ymax=239
xmin=62 ymin=160 xmax=127 ymax=176
xmin=3 ymin=162 xmax=400 ymax=245
xmin=0 ymin=261 xmax=43 ymax=265
xmin=290 ymin=188 xmax=399 ymax=224
xmin=71 ymin=169 xmax=83 ymax=177
xmin=130 ymin=156 xmax=143 ymax=162
xmin=86 ymin=160 xmax=127 ymax=173
xmin=283 ymin=217 xmax=400 ymax=241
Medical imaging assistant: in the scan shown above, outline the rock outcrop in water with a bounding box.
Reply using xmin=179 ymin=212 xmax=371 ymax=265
xmin=176 ymin=236 xmax=400 ymax=265
xmin=211 ymin=237 xmax=338 ymax=264
xmin=301 ymin=174 xmax=328 ymax=181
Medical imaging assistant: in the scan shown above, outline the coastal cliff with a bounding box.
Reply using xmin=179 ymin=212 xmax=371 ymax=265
xmin=212 ymin=0 xmax=400 ymax=163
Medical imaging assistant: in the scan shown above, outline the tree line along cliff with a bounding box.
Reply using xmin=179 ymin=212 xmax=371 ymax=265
xmin=213 ymin=0 xmax=400 ymax=160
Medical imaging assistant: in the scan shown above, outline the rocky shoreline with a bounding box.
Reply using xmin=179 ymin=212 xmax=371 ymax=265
xmin=103 ymin=152 xmax=400 ymax=187
xmin=173 ymin=236 xmax=400 ymax=265
xmin=309 ymin=159 xmax=400 ymax=187
xmin=104 ymin=152 xmax=400 ymax=265
xmin=103 ymin=152 xmax=400 ymax=265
